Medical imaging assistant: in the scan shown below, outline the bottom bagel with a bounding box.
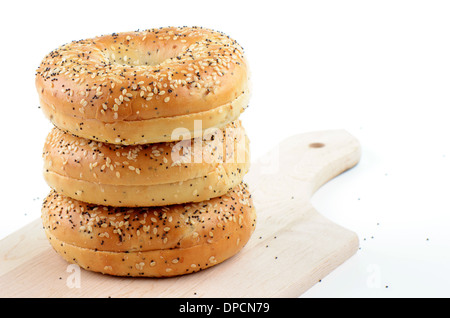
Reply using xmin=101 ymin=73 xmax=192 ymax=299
xmin=41 ymin=182 xmax=256 ymax=277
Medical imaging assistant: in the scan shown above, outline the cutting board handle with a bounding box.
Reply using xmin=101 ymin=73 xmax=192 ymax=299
xmin=249 ymin=130 xmax=361 ymax=201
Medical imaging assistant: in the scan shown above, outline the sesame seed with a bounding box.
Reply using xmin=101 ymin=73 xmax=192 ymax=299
xmin=209 ymin=256 xmax=217 ymax=263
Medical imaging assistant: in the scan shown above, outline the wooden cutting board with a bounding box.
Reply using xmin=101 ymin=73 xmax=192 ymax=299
xmin=0 ymin=130 xmax=361 ymax=298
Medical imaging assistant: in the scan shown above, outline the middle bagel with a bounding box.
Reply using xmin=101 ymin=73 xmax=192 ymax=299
xmin=43 ymin=121 xmax=250 ymax=207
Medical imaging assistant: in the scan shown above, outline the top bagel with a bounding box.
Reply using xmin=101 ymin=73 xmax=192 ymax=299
xmin=36 ymin=26 xmax=250 ymax=145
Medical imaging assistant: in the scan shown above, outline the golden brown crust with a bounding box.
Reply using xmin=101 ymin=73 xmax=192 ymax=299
xmin=39 ymin=87 xmax=250 ymax=145
xmin=42 ymin=121 xmax=250 ymax=206
xmin=42 ymin=182 xmax=256 ymax=277
xmin=45 ymin=228 xmax=253 ymax=277
xmin=36 ymin=27 xmax=250 ymax=144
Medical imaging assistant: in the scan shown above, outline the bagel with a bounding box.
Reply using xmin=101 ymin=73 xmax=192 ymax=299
xmin=42 ymin=121 xmax=250 ymax=207
xmin=41 ymin=182 xmax=256 ymax=277
xmin=36 ymin=26 xmax=250 ymax=145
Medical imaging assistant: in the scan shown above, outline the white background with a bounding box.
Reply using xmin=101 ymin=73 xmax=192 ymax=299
xmin=1 ymin=0 xmax=450 ymax=297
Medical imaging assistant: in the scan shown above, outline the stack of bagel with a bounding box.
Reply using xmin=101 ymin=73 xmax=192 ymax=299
xmin=36 ymin=26 xmax=256 ymax=277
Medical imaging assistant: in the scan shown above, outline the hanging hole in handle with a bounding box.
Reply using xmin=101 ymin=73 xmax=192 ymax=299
xmin=309 ymin=142 xmax=325 ymax=148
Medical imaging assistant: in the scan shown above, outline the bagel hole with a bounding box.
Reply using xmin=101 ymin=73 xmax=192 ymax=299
xmin=104 ymin=45 xmax=184 ymax=67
